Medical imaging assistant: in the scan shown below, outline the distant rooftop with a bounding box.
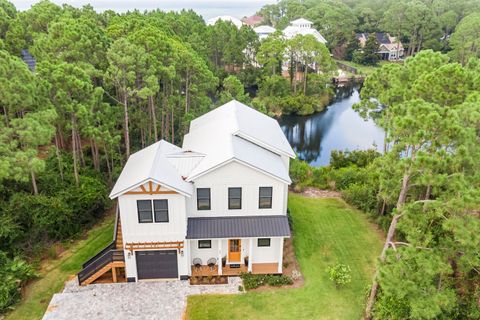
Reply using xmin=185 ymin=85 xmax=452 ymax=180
xmin=206 ymin=15 xmax=243 ymax=29
xmin=21 ymin=49 xmax=35 ymax=72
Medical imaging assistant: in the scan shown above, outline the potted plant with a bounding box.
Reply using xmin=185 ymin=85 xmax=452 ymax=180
xmin=222 ymin=256 xmax=226 ymax=268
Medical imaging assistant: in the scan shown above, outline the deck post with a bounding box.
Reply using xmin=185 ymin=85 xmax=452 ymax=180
xmin=278 ymin=238 xmax=284 ymax=274
xmin=112 ymin=266 xmax=117 ymax=283
xmin=248 ymin=238 xmax=253 ymax=272
xmin=218 ymin=239 xmax=222 ymax=275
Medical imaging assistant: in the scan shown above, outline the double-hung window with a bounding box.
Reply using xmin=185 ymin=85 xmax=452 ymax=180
xmin=153 ymin=199 xmax=169 ymax=223
xmin=259 ymin=187 xmax=273 ymax=209
xmin=228 ymin=187 xmax=242 ymax=209
xmin=137 ymin=200 xmax=153 ymax=223
xmin=197 ymin=188 xmax=211 ymax=210
xmin=137 ymin=200 xmax=169 ymax=223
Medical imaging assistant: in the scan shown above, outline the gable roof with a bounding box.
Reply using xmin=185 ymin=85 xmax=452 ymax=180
xmin=254 ymin=25 xmax=276 ymax=34
xmin=183 ymin=101 xmax=294 ymax=183
xmin=109 ymin=140 xmax=194 ymax=199
xmin=206 ymin=15 xmax=243 ymax=29
xmin=110 ymin=100 xmax=295 ymax=198
xmin=290 ymin=18 xmax=313 ymax=26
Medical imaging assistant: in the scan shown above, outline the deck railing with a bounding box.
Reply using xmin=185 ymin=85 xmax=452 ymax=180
xmin=78 ymin=249 xmax=124 ymax=284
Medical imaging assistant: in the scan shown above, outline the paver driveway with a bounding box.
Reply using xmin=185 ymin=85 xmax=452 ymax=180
xmin=43 ymin=278 xmax=241 ymax=320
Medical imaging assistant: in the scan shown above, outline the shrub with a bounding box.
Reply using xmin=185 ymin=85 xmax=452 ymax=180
xmin=289 ymin=159 xmax=312 ymax=186
xmin=342 ymin=183 xmax=378 ymax=214
xmin=326 ymin=263 xmax=352 ymax=287
xmin=240 ymin=273 xmax=293 ymax=290
xmin=0 ymin=251 xmax=37 ymax=313
xmin=330 ymin=149 xmax=381 ymax=169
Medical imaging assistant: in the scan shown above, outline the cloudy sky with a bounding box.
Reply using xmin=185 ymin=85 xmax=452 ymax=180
xmin=10 ymin=0 xmax=276 ymax=19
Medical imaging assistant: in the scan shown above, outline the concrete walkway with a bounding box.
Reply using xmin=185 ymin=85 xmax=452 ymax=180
xmin=43 ymin=278 xmax=241 ymax=320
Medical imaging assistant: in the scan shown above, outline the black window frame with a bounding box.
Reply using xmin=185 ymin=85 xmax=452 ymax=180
xmin=198 ymin=240 xmax=212 ymax=249
xmin=228 ymin=187 xmax=242 ymax=210
xmin=259 ymin=187 xmax=273 ymax=209
xmin=153 ymin=199 xmax=169 ymax=223
xmin=137 ymin=200 xmax=153 ymax=223
xmin=197 ymin=188 xmax=211 ymax=210
xmin=257 ymin=238 xmax=271 ymax=247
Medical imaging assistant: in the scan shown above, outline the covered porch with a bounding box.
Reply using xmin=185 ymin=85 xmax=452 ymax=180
xmin=186 ymin=215 xmax=291 ymax=277
xmin=191 ymin=263 xmax=279 ymax=276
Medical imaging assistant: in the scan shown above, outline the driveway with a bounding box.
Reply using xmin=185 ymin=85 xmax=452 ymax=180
xmin=43 ymin=277 xmax=241 ymax=320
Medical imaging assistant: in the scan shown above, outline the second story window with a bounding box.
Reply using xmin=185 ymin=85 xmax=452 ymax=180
xmin=259 ymin=187 xmax=273 ymax=209
xmin=197 ymin=188 xmax=211 ymax=210
xmin=137 ymin=200 xmax=153 ymax=223
xmin=153 ymin=199 xmax=169 ymax=223
xmin=228 ymin=187 xmax=242 ymax=210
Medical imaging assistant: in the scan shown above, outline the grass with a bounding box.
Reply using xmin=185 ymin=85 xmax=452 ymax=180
xmin=5 ymin=214 xmax=115 ymax=320
xmin=186 ymin=194 xmax=383 ymax=320
xmin=336 ymin=59 xmax=390 ymax=76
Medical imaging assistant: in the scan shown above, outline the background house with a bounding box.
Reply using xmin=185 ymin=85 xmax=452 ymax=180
xmin=283 ymin=18 xmax=327 ymax=44
xmin=356 ymin=32 xmax=404 ymax=61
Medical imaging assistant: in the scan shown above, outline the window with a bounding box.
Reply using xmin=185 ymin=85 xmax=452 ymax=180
xmin=153 ymin=199 xmax=169 ymax=223
xmin=198 ymin=240 xmax=211 ymax=249
xmin=259 ymin=187 xmax=273 ymax=209
xmin=197 ymin=188 xmax=211 ymax=210
xmin=228 ymin=187 xmax=242 ymax=209
xmin=258 ymin=238 xmax=271 ymax=247
xmin=137 ymin=200 xmax=153 ymax=223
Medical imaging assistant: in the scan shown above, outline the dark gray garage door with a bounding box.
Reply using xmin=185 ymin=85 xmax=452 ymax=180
xmin=136 ymin=250 xmax=178 ymax=280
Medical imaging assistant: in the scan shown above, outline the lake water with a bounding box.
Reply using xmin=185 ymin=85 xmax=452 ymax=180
xmin=278 ymin=84 xmax=385 ymax=166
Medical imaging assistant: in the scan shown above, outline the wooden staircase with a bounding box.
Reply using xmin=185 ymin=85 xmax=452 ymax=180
xmin=77 ymin=206 xmax=125 ymax=286
xmin=81 ymin=261 xmax=126 ymax=285
xmin=116 ymin=218 xmax=123 ymax=249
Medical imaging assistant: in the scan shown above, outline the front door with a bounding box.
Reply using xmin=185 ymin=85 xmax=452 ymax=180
xmin=228 ymin=239 xmax=241 ymax=262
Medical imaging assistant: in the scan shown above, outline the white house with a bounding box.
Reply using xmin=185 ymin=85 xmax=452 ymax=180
xmin=77 ymin=100 xmax=295 ymax=284
xmin=254 ymin=25 xmax=277 ymax=40
xmin=356 ymin=32 xmax=404 ymax=61
xmin=206 ymin=15 xmax=243 ymax=29
xmin=282 ymin=18 xmax=327 ymax=44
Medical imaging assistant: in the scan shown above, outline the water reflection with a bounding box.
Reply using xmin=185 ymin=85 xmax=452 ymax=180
xmin=278 ymin=84 xmax=385 ymax=166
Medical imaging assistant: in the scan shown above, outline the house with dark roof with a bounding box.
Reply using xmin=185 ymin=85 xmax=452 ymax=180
xmin=77 ymin=100 xmax=295 ymax=285
xmin=357 ymin=32 xmax=404 ymax=61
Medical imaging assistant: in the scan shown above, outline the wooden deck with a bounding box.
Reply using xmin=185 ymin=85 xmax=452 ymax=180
xmin=191 ymin=263 xmax=279 ymax=277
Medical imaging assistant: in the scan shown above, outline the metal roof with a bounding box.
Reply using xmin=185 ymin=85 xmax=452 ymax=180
xmin=186 ymin=215 xmax=291 ymax=239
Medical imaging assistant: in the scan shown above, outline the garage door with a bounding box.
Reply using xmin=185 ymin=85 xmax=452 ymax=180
xmin=136 ymin=250 xmax=178 ymax=280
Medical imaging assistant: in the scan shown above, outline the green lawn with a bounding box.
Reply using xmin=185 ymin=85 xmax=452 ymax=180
xmin=186 ymin=194 xmax=383 ymax=320
xmin=336 ymin=59 xmax=390 ymax=76
xmin=5 ymin=214 xmax=115 ymax=320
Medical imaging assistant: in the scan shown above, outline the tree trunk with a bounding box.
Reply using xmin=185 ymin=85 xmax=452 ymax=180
xmin=31 ymin=170 xmax=38 ymax=195
xmin=77 ymin=131 xmax=85 ymax=167
xmin=424 ymin=184 xmax=431 ymax=200
xmin=54 ymin=132 xmax=64 ymax=181
xmin=71 ymin=114 xmax=79 ymax=186
xmin=150 ymin=95 xmax=158 ymax=142
xmin=123 ymin=91 xmax=130 ymax=158
xmin=303 ymin=66 xmax=308 ymax=95
xmin=365 ymin=173 xmax=410 ymax=319
xmin=171 ymin=106 xmax=175 ymax=144
xmin=185 ymin=70 xmax=190 ymax=115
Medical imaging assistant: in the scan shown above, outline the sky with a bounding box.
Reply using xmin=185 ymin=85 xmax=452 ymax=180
xmin=9 ymin=0 xmax=277 ymax=19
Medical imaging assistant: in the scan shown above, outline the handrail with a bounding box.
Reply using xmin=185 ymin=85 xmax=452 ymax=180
xmin=82 ymin=203 xmax=120 ymax=269
xmin=78 ymin=249 xmax=124 ymax=284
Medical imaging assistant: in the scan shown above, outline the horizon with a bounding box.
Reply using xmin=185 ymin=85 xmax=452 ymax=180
xmin=9 ymin=0 xmax=277 ymax=19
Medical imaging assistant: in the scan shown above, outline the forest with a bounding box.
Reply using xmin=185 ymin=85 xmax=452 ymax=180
xmin=0 ymin=0 xmax=479 ymax=318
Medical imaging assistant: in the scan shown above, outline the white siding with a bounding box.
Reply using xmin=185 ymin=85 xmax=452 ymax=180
xmin=187 ymin=161 xmax=288 ymax=217
xmin=118 ymin=186 xmax=190 ymax=279
xmin=251 ymin=237 xmax=281 ymax=263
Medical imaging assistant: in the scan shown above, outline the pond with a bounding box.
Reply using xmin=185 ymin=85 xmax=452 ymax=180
xmin=278 ymin=84 xmax=385 ymax=166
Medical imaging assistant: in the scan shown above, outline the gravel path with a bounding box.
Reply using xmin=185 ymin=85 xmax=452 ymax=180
xmin=43 ymin=278 xmax=241 ymax=320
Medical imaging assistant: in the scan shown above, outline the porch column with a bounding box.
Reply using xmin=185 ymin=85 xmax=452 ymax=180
xmin=278 ymin=238 xmax=284 ymax=274
xmin=186 ymin=240 xmax=191 ymax=276
xmin=248 ymin=238 xmax=253 ymax=272
xmin=218 ymin=239 xmax=223 ymax=275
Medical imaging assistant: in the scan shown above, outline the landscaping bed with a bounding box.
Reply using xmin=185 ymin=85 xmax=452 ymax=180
xmin=190 ymin=276 xmax=229 ymax=285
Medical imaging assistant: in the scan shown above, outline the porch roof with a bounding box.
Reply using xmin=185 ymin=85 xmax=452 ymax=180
xmin=186 ymin=215 xmax=291 ymax=239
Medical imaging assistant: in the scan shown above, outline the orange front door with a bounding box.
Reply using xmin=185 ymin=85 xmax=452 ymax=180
xmin=228 ymin=239 xmax=241 ymax=262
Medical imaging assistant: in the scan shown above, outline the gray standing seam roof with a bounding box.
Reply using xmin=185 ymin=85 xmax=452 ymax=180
xmin=186 ymin=215 xmax=291 ymax=239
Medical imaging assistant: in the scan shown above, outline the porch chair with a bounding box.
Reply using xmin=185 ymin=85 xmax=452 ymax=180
xmin=207 ymin=258 xmax=217 ymax=271
xmin=193 ymin=258 xmax=202 ymax=270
